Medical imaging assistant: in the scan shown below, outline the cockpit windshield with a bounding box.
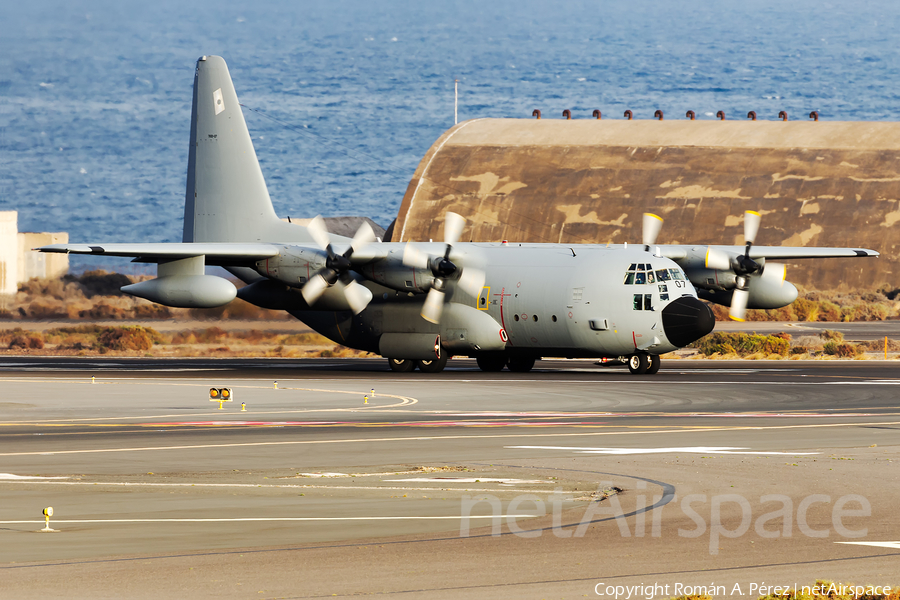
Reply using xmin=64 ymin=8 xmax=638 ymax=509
xmin=624 ymin=265 xmax=685 ymax=285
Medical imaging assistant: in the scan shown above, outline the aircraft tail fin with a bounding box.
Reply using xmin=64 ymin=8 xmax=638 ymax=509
xmin=183 ymin=55 xmax=315 ymax=244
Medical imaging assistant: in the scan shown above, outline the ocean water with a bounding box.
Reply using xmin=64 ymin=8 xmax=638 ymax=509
xmin=2 ymin=0 xmax=900 ymax=272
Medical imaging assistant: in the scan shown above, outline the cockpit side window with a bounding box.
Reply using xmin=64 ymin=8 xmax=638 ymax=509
xmin=634 ymin=272 xmax=646 ymax=285
xmin=647 ymin=271 xmax=655 ymax=284
xmin=669 ymin=269 xmax=684 ymax=281
xmin=624 ymin=272 xmax=635 ymax=285
xmin=656 ymin=269 xmax=670 ymax=281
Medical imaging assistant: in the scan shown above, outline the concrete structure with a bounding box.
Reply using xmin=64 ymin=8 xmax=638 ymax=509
xmin=0 ymin=212 xmax=17 ymax=296
xmin=18 ymin=232 xmax=69 ymax=282
xmin=392 ymin=119 xmax=900 ymax=290
xmin=0 ymin=211 xmax=68 ymax=295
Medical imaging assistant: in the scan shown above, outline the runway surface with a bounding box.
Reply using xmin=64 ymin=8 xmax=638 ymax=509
xmin=1 ymin=358 xmax=898 ymax=599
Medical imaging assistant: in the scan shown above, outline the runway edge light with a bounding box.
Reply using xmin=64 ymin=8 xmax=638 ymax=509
xmin=41 ymin=506 xmax=57 ymax=532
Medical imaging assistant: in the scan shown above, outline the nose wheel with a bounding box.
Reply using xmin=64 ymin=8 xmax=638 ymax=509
xmin=627 ymin=353 xmax=660 ymax=375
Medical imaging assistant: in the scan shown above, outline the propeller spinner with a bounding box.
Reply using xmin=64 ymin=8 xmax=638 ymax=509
xmin=301 ymin=216 xmax=375 ymax=315
xmin=403 ymin=212 xmax=485 ymax=324
xmin=703 ymin=210 xmax=785 ymax=321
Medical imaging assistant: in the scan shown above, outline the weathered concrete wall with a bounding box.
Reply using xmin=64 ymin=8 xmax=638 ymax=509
xmin=18 ymin=232 xmax=69 ymax=282
xmin=392 ymin=119 xmax=900 ymax=290
xmin=0 ymin=212 xmax=70 ymax=294
xmin=0 ymin=212 xmax=18 ymax=296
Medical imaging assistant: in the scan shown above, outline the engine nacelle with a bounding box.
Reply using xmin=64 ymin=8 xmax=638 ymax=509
xmin=698 ymin=275 xmax=798 ymax=309
xmin=254 ymin=246 xmax=327 ymax=287
xmin=122 ymin=275 xmax=236 ymax=308
xmin=363 ymin=247 xmax=435 ymax=294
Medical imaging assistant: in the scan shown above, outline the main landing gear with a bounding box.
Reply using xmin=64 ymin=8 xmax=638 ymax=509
xmin=387 ymin=355 xmax=449 ymax=373
xmin=627 ymin=353 xmax=660 ymax=375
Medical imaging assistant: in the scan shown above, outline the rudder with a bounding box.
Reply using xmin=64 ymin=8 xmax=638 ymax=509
xmin=183 ymin=55 xmax=314 ymax=244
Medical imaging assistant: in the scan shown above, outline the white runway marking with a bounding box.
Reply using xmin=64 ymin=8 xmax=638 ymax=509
xmin=386 ymin=477 xmax=550 ymax=484
xmin=0 ymin=473 xmax=68 ymax=480
xmin=2 ymin=420 xmax=895 ymax=457
xmin=0 ymin=480 xmax=558 ymax=493
xmin=0 ymin=515 xmax=539 ymax=525
xmin=506 ymin=445 xmax=820 ymax=455
xmin=836 ymin=541 xmax=900 ymax=550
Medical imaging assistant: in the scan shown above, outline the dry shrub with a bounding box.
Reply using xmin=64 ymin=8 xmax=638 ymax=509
xmin=187 ymin=298 xmax=289 ymax=321
xmin=691 ymin=332 xmax=790 ymax=357
xmin=8 ymin=332 xmax=44 ymax=349
xmin=132 ymin=303 xmax=172 ymax=319
xmin=824 ymin=341 xmax=864 ymax=358
xmin=72 ymin=270 xmax=132 ymax=298
xmin=195 ymin=327 xmax=227 ymax=343
xmin=708 ymin=290 xmax=900 ymax=323
xmin=78 ymin=302 xmax=129 ymax=319
xmin=171 ymin=331 xmax=199 ymax=345
xmin=795 ymin=335 xmax=824 ymax=353
xmin=24 ymin=302 xmax=69 ymax=319
xmin=97 ymin=326 xmax=158 ymax=352
xmin=820 ymin=329 xmax=844 ymax=343
xmin=859 ymin=338 xmax=900 ymax=352
xmin=281 ymin=332 xmax=331 ymax=345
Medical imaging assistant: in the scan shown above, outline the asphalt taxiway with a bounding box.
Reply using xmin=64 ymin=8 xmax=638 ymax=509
xmin=1 ymin=358 xmax=898 ymax=599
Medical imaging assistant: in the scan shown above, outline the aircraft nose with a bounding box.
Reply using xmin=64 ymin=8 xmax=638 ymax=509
xmin=661 ymin=296 xmax=715 ymax=347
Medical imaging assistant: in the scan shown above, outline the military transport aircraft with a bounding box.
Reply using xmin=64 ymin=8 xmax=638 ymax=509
xmin=38 ymin=56 xmax=878 ymax=374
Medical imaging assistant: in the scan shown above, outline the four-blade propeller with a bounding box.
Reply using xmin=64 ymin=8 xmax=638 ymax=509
xmin=402 ymin=212 xmax=485 ymax=323
xmin=300 ymin=216 xmax=375 ymax=315
xmin=702 ymin=210 xmax=785 ymax=321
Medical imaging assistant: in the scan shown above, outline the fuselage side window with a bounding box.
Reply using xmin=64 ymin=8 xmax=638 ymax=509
xmin=633 ymin=294 xmax=642 ymax=310
xmin=644 ymin=294 xmax=652 ymax=311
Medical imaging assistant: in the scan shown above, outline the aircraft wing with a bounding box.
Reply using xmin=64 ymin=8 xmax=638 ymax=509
xmin=36 ymin=242 xmax=280 ymax=264
xmin=662 ymin=245 xmax=879 ymax=261
xmin=743 ymin=246 xmax=879 ymax=259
